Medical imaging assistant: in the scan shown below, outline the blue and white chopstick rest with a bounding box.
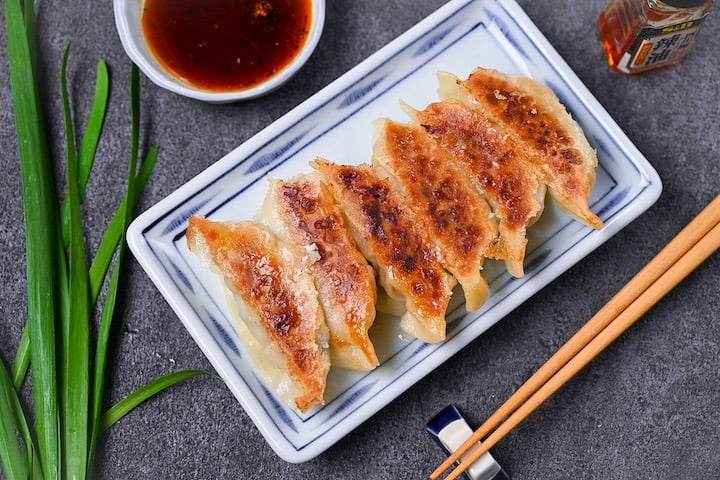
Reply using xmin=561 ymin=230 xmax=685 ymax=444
xmin=426 ymin=405 xmax=510 ymax=480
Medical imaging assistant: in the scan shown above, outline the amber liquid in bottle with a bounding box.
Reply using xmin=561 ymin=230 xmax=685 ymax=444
xmin=599 ymin=0 xmax=714 ymax=74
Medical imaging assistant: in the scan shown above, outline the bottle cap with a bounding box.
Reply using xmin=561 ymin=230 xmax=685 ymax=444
xmin=662 ymin=0 xmax=708 ymax=7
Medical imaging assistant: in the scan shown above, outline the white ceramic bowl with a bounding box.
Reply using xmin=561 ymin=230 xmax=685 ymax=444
xmin=113 ymin=0 xmax=326 ymax=103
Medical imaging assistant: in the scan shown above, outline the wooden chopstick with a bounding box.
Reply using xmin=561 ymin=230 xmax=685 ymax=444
xmin=431 ymin=193 xmax=720 ymax=480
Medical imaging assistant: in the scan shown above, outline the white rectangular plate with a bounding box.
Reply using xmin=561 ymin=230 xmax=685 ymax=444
xmin=127 ymin=0 xmax=662 ymax=463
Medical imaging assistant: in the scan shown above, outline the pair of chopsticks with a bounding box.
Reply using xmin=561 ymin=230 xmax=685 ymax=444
xmin=431 ymin=193 xmax=720 ymax=480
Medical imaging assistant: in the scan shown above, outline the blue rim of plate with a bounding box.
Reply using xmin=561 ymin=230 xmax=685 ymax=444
xmin=127 ymin=0 xmax=661 ymax=463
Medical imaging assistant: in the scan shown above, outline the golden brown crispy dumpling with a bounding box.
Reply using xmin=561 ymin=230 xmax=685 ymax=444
xmin=311 ymin=158 xmax=455 ymax=344
xmin=258 ymin=174 xmax=380 ymax=371
xmin=409 ymin=99 xmax=546 ymax=278
xmin=371 ymin=118 xmax=499 ymax=311
xmin=439 ymin=68 xmax=603 ymax=230
xmin=186 ymin=216 xmax=330 ymax=411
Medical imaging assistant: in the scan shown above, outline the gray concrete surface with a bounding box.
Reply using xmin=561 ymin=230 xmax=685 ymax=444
xmin=1 ymin=1 xmax=718 ymax=478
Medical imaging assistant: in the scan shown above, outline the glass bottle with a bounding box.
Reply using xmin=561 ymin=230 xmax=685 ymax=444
xmin=598 ymin=0 xmax=715 ymax=74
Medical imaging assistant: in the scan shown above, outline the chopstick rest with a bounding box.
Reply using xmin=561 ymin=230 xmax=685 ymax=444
xmin=426 ymin=405 xmax=510 ymax=480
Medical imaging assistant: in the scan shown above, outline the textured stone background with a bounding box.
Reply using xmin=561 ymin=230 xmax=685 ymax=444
xmin=1 ymin=1 xmax=718 ymax=478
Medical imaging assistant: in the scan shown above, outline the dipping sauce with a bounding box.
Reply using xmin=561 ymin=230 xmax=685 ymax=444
xmin=141 ymin=0 xmax=313 ymax=92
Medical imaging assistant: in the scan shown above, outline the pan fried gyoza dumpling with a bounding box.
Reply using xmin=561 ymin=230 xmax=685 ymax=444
xmin=409 ymin=99 xmax=546 ymax=278
xmin=371 ymin=118 xmax=499 ymax=311
xmin=311 ymin=158 xmax=455 ymax=344
xmin=439 ymin=68 xmax=603 ymax=230
xmin=186 ymin=216 xmax=330 ymax=411
xmin=258 ymin=174 xmax=380 ymax=371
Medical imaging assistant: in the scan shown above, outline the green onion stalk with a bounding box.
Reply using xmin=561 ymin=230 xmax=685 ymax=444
xmin=1 ymin=1 xmax=214 ymax=478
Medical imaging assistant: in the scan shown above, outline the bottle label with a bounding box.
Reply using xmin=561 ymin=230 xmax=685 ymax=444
xmin=617 ymin=18 xmax=706 ymax=73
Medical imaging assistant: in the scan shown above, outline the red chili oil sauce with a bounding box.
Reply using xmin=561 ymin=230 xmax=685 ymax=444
xmin=142 ymin=0 xmax=312 ymax=92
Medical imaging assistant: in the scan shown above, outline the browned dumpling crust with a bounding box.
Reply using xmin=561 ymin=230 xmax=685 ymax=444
xmin=262 ymin=174 xmax=380 ymax=371
xmin=185 ymin=68 xmax=605 ymax=412
xmin=186 ymin=216 xmax=329 ymax=411
xmin=312 ymin=158 xmax=455 ymax=344
xmin=371 ymin=118 xmax=499 ymax=311
xmin=447 ymin=68 xmax=603 ymax=230
xmin=411 ymin=99 xmax=545 ymax=278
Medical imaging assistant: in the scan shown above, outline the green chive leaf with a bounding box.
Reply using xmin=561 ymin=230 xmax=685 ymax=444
xmin=5 ymin=0 xmax=61 ymax=476
xmin=0 ymin=359 xmax=30 ymax=480
xmin=60 ymin=59 xmax=110 ymax=246
xmin=100 ymin=370 xmax=217 ymax=433
xmin=60 ymin=42 xmax=91 ymax=480
xmin=10 ymin=328 xmax=29 ymax=392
